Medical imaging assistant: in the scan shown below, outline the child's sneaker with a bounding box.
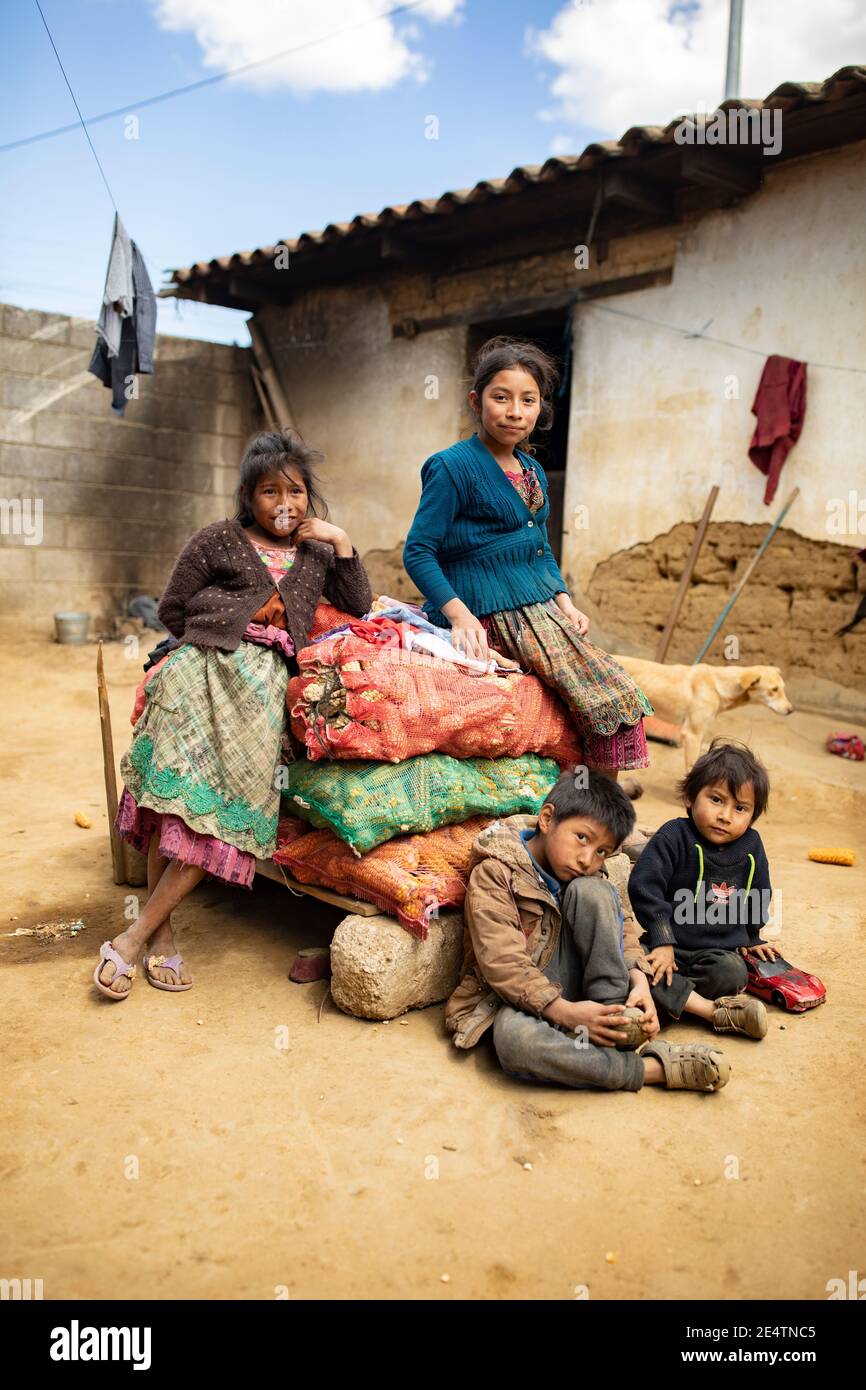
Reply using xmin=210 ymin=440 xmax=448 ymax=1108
xmin=713 ymin=993 xmax=768 ymax=1039
xmin=639 ymin=1039 xmax=730 ymax=1091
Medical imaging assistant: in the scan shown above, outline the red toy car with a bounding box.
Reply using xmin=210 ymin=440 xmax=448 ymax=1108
xmin=743 ymin=952 xmax=826 ymax=1012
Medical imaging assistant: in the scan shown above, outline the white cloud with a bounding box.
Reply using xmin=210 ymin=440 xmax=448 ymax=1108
xmin=527 ymin=0 xmax=866 ymax=141
xmin=150 ymin=0 xmax=464 ymax=95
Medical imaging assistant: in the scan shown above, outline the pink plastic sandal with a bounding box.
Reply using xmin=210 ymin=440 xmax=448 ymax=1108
xmin=143 ymin=953 xmax=193 ymax=992
xmin=92 ymin=940 xmax=137 ymax=1001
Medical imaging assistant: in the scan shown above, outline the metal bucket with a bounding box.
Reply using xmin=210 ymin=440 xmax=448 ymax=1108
xmin=54 ymin=611 xmax=90 ymax=644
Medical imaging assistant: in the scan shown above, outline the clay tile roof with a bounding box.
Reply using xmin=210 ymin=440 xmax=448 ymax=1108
xmin=166 ymin=65 xmax=866 ymax=294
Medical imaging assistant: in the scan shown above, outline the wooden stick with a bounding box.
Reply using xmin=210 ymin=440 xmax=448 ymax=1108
xmin=655 ymin=485 xmax=719 ymax=662
xmin=249 ymin=361 xmax=277 ymax=429
xmin=96 ymin=643 xmax=127 ymax=886
xmin=693 ymin=487 xmax=800 ymax=664
xmin=249 ymin=320 xmax=294 ymax=427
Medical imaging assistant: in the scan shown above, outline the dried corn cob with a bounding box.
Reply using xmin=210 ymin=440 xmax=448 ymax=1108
xmin=808 ymin=848 xmax=856 ymax=866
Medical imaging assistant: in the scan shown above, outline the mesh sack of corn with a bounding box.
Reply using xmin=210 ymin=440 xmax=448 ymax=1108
xmin=282 ymin=751 xmax=560 ymax=854
xmin=273 ymin=816 xmax=492 ymax=939
xmin=308 ymin=600 xmax=358 ymax=639
xmin=287 ymin=633 xmax=583 ymax=766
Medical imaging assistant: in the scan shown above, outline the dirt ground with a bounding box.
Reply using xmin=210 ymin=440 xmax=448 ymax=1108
xmin=1 ymin=635 xmax=864 ymax=1301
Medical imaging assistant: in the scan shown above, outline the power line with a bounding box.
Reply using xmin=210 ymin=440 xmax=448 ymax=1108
xmin=28 ymin=2 xmax=175 ymax=298
xmin=3 ymin=0 xmax=435 ymax=154
xmin=585 ymin=300 xmax=866 ymax=376
xmin=32 ymin=0 xmax=117 ymax=208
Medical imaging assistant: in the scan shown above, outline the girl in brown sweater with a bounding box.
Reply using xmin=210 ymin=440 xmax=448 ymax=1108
xmin=93 ymin=429 xmax=372 ymax=1000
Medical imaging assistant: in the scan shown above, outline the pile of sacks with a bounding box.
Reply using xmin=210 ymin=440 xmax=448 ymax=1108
xmin=274 ymin=596 xmax=581 ymax=939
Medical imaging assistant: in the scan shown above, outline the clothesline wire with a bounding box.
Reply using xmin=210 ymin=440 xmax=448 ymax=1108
xmin=584 ymin=300 xmax=866 ymax=375
xmin=32 ymin=0 xmax=117 ymax=211
xmin=31 ymin=1 xmax=170 ymax=288
xmin=4 ymin=0 xmax=436 ymax=154
xmin=21 ymin=6 xmax=866 ymax=378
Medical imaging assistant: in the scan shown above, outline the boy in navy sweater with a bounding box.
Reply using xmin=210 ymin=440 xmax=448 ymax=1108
xmin=628 ymin=740 xmax=779 ymax=1040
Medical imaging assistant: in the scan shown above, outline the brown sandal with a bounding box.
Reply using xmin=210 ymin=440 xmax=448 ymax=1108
xmin=639 ymin=1039 xmax=730 ymax=1091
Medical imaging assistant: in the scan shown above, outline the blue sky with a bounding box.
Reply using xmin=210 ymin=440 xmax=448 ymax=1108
xmin=1 ymin=0 xmax=863 ymax=345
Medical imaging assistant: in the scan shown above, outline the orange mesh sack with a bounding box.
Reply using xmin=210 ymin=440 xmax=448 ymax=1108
xmin=274 ymin=817 xmax=492 ymax=939
xmin=288 ymin=633 xmax=582 ymax=765
xmin=308 ymin=601 xmax=359 ymax=639
xmin=281 ymin=751 xmax=559 ymax=854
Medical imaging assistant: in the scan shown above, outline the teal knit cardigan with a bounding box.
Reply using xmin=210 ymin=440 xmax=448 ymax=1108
xmin=403 ymin=432 xmax=569 ymax=628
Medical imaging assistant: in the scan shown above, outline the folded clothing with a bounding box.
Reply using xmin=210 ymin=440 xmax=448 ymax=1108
xmin=310 ymin=611 xmax=515 ymax=674
xmin=288 ymin=632 xmax=582 ymax=765
xmin=274 ymin=817 xmax=492 ymax=939
xmin=281 ymin=751 xmax=560 ymax=854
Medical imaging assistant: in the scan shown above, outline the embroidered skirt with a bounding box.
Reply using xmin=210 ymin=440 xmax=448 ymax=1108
xmin=117 ymin=639 xmax=291 ymax=885
xmin=480 ymin=599 xmax=654 ymax=771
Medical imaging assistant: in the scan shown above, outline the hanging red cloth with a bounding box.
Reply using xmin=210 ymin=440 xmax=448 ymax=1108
xmin=748 ymin=355 xmax=808 ymax=504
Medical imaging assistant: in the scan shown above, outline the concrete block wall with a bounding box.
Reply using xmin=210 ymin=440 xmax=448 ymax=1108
xmin=0 ymin=302 xmax=257 ymax=635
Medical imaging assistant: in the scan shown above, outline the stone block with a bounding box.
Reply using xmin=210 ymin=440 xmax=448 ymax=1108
xmin=330 ymin=910 xmax=465 ymax=1020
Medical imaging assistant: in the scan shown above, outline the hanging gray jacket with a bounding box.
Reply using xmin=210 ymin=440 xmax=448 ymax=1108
xmin=89 ymin=242 xmax=155 ymax=415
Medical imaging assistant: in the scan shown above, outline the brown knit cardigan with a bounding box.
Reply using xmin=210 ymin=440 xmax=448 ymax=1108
xmin=157 ymin=518 xmax=373 ymax=655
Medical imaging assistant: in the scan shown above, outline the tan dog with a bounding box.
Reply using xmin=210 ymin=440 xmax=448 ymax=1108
xmin=613 ymin=656 xmax=793 ymax=771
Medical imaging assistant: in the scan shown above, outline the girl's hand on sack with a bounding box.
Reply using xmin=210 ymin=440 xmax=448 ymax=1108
xmin=556 ymin=595 xmax=590 ymax=636
xmin=293 ymin=519 xmax=354 ymax=557
xmin=645 ymin=944 xmax=677 ymax=988
xmin=443 ymin=604 xmax=494 ymax=661
xmin=449 ymin=613 xmax=492 ymax=662
xmin=441 ymin=600 xmax=521 ymax=668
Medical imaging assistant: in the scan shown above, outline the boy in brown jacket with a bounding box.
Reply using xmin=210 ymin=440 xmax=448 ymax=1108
xmin=446 ymin=771 xmax=731 ymax=1092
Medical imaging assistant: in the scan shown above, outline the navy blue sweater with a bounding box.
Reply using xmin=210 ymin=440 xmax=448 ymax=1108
xmin=402 ymin=433 xmax=568 ymax=629
xmin=628 ymin=815 xmax=772 ymax=952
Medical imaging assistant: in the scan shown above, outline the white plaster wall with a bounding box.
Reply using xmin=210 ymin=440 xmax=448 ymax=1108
xmin=561 ymin=139 xmax=866 ymax=593
xmin=260 ymin=283 xmax=466 ymax=556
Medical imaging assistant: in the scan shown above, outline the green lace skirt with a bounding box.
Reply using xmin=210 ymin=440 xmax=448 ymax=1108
xmin=120 ymin=641 xmax=290 ymax=858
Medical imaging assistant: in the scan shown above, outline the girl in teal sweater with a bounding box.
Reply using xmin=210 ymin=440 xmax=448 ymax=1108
xmin=403 ymin=336 xmax=652 ymax=773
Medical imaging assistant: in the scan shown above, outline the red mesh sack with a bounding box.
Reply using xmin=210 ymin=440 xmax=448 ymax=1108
xmin=288 ymin=633 xmax=582 ymax=766
xmin=273 ymin=816 xmax=492 ymax=939
xmin=276 ymin=813 xmax=311 ymax=851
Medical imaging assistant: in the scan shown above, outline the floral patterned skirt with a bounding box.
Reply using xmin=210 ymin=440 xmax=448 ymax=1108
xmin=480 ymin=599 xmax=654 ymax=771
xmin=117 ymin=639 xmax=291 ymax=883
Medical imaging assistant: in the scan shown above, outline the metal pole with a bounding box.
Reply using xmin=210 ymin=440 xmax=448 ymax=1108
xmin=724 ymin=0 xmax=744 ymax=101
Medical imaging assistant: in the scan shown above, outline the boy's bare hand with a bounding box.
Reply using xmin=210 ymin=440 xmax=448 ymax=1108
xmin=550 ymin=999 xmax=632 ymax=1047
xmin=646 ymin=944 xmax=677 ymax=987
xmin=741 ymin=942 xmax=780 ymax=962
xmin=626 ymin=974 xmax=660 ymax=1040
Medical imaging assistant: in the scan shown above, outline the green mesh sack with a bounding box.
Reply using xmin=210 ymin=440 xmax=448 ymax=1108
xmin=281 ymin=752 xmax=560 ymax=855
